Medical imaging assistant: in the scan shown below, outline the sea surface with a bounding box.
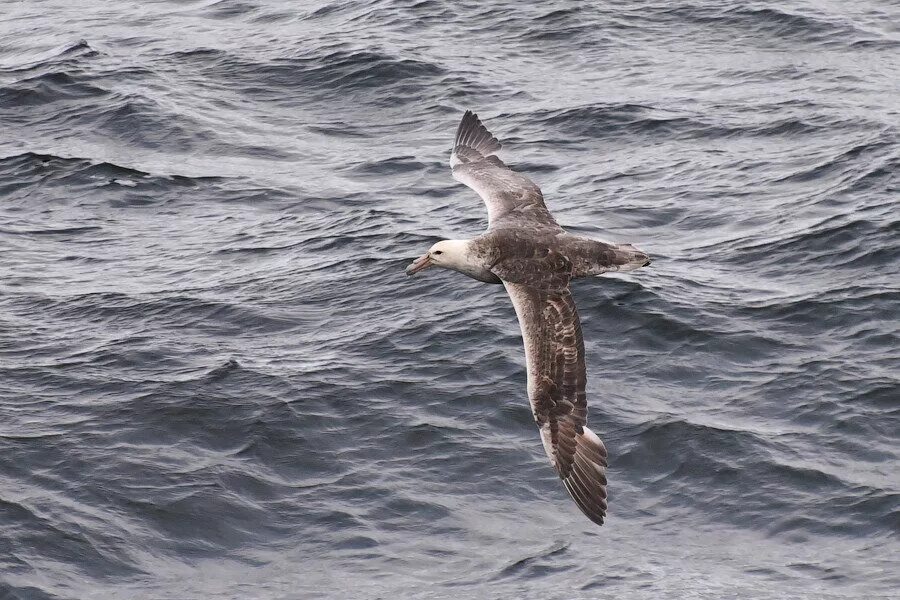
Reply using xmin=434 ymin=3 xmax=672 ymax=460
xmin=1 ymin=1 xmax=898 ymax=598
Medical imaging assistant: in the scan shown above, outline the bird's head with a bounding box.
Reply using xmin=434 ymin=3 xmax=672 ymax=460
xmin=405 ymin=240 xmax=468 ymax=276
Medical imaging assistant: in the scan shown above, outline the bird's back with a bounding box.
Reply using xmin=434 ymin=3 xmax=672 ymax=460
xmin=472 ymin=229 xmax=650 ymax=282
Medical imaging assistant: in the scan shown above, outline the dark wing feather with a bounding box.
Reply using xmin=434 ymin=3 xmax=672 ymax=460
xmin=450 ymin=111 xmax=560 ymax=229
xmin=499 ymin=274 xmax=609 ymax=526
xmin=454 ymin=109 xmax=501 ymax=157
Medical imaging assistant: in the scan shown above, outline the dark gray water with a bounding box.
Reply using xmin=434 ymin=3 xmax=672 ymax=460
xmin=1 ymin=1 xmax=898 ymax=598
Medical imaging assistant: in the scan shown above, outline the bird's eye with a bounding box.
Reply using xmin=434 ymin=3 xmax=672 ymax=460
xmin=434 ymin=250 xmax=443 ymax=255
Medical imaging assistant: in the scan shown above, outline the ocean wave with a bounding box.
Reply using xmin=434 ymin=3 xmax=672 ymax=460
xmin=12 ymin=292 xmax=300 ymax=336
xmin=0 ymin=67 xmax=221 ymax=154
xmin=520 ymin=7 xmax=604 ymax=44
xmin=0 ymin=39 xmax=100 ymax=74
xmin=652 ymin=4 xmax=865 ymax=46
xmin=731 ymin=216 xmax=894 ymax=264
xmin=615 ymin=417 xmax=896 ymax=535
xmin=0 ymin=70 xmax=109 ymax=107
xmin=166 ymin=46 xmax=446 ymax=99
xmin=528 ymin=104 xmax=833 ymax=142
xmin=774 ymin=138 xmax=897 ymax=185
xmin=0 ymin=151 xmax=222 ymax=196
xmin=849 ymin=38 xmax=900 ymax=50
xmin=196 ymin=0 xmax=263 ymax=20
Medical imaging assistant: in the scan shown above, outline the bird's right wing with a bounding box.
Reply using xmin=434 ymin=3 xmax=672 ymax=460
xmin=499 ymin=274 xmax=609 ymax=526
xmin=450 ymin=111 xmax=561 ymax=230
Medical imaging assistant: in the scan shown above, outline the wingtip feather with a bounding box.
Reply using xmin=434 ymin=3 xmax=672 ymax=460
xmin=453 ymin=110 xmax=502 ymax=159
xmin=561 ymin=426 xmax=609 ymax=526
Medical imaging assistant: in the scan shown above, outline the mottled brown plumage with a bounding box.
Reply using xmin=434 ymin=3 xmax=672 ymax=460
xmin=407 ymin=110 xmax=650 ymax=526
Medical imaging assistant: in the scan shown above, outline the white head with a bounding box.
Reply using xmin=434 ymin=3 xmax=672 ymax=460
xmin=405 ymin=239 xmax=470 ymax=276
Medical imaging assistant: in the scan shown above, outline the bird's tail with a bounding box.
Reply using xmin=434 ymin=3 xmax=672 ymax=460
xmin=610 ymin=243 xmax=651 ymax=272
xmin=571 ymin=240 xmax=651 ymax=278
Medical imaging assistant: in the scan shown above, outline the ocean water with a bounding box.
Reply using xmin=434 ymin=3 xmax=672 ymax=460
xmin=1 ymin=1 xmax=898 ymax=598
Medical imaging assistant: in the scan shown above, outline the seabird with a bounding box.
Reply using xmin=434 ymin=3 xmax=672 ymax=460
xmin=406 ymin=111 xmax=651 ymax=526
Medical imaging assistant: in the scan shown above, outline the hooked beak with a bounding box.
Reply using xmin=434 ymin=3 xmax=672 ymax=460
xmin=405 ymin=253 xmax=433 ymax=276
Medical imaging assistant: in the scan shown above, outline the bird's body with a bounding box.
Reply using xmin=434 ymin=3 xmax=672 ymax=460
xmin=444 ymin=230 xmax=651 ymax=283
xmin=406 ymin=111 xmax=650 ymax=526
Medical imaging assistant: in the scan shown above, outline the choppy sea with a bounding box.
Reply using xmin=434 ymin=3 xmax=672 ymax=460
xmin=1 ymin=1 xmax=898 ymax=598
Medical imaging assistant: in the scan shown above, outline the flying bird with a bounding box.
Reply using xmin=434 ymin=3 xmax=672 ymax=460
xmin=406 ymin=111 xmax=650 ymax=526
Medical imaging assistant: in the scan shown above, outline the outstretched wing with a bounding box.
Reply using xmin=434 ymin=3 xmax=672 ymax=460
xmin=500 ymin=276 xmax=609 ymax=526
xmin=450 ymin=111 xmax=560 ymax=230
